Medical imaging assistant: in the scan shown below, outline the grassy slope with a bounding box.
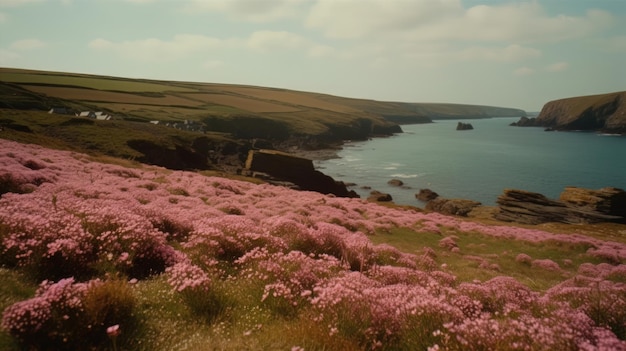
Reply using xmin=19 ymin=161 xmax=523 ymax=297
xmin=0 ymin=67 xmax=528 ymax=170
xmin=0 ymin=149 xmax=624 ymax=350
xmin=536 ymin=91 xmax=626 ymax=127
xmin=0 ymin=109 xmax=234 ymax=160
xmin=1 ymin=67 xmax=525 ymax=128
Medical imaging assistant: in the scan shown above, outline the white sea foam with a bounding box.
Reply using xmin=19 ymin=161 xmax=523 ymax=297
xmin=390 ymin=173 xmax=421 ymax=179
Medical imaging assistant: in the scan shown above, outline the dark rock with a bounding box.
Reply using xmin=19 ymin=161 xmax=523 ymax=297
xmin=494 ymin=188 xmax=626 ymax=225
xmin=387 ymin=179 xmax=404 ymax=187
xmin=245 ymin=149 xmax=314 ymax=179
xmin=381 ymin=115 xmax=432 ymax=125
xmin=512 ymin=91 xmax=626 ymax=133
xmin=456 ymin=122 xmax=474 ymax=130
xmin=416 ymin=188 xmax=439 ymax=202
xmin=127 ymin=139 xmax=210 ymax=171
xmin=245 ymin=149 xmax=358 ymax=198
xmin=559 ymin=186 xmax=626 ymax=217
xmin=425 ymin=198 xmax=481 ymax=216
xmin=494 ymin=189 xmax=568 ymax=225
xmin=368 ymin=190 xmax=393 ymax=202
xmin=510 ymin=116 xmax=539 ymax=127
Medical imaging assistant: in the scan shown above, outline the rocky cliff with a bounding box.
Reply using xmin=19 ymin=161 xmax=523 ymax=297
xmin=244 ymin=149 xmax=358 ymax=198
xmin=494 ymin=187 xmax=626 ymax=225
xmin=511 ymin=91 xmax=626 ymax=133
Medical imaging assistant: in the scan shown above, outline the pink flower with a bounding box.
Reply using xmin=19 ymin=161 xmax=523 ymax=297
xmin=107 ymin=324 xmax=121 ymax=338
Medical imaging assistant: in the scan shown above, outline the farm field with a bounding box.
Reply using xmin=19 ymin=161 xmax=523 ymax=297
xmin=1 ymin=68 xmax=525 ymax=139
xmin=1 ymin=139 xmax=625 ymax=350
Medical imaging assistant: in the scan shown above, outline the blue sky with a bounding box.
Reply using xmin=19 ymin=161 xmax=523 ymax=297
xmin=1 ymin=0 xmax=624 ymax=111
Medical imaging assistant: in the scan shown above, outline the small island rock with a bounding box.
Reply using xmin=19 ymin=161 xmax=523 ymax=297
xmin=416 ymin=188 xmax=439 ymax=202
xmin=456 ymin=122 xmax=474 ymax=130
xmin=368 ymin=190 xmax=393 ymax=202
xmin=387 ymin=179 xmax=404 ymax=187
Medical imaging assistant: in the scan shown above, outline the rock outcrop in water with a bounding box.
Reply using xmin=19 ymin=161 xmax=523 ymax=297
xmin=416 ymin=188 xmax=439 ymax=202
xmin=510 ymin=91 xmax=626 ymax=134
xmin=495 ymin=187 xmax=626 ymax=224
xmin=456 ymin=122 xmax=474 ymax=130
xmin=368 ymin=190 xmax=393 ymax=202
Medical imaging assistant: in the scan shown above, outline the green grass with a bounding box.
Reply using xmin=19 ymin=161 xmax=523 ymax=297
xmin=0 ymin=109 xmax=236 ymax=165
xmin=1 ymin=221 xmax=618 ymax=350
xmin=552 ymin=91 xmax=625 ymax=123
xmin=1 ymin=71 xmax=196 ymax=93
xmin=0 ymin=269 xmax=38 ymax=351
xmin=369 ymin=226 xmax=611 ymax=291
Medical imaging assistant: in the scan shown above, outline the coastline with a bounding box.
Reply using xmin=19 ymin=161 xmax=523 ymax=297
xmin=286 ymin=145 xmax=343 ymax=161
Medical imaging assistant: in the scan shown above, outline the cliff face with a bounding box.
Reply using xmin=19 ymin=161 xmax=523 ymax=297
xmin=532 ymin=91 xmax=626 ymax=133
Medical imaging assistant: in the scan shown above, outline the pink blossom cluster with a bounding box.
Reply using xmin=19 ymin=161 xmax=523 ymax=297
xmin=166 ymin=261 xmax=211 ymax=292
xmin=237 ymin=248 xmax=342 ymax=308
xmin=531 ymin=258 xmax=562 ymax=271
xmin=2 ymin=139 xmax=626 ymax=349
xmin=1 ymin=278 xmax=92 ymax=340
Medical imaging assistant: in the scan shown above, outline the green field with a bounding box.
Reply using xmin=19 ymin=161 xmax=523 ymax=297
xmin=0 ymin=67 xmax=529 ymax=173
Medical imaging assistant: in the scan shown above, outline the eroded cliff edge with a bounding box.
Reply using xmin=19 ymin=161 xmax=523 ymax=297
xmin=511 ymin=91 xmax=626 ymax=134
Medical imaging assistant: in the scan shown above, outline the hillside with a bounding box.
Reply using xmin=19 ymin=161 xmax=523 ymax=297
xmin=1 ymin=139 xmax=625 ymax=350
xmin=1 ymin=67 xmax=525 ymax=138
xmin=511 ymin=91 xmax=626 ymax=133
xmin=390 ymin=102 xmax=526 ymax=121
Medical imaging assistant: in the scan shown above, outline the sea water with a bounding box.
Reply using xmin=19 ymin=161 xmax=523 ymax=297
xmin=315 ymin=117 xmax=626 ymax=207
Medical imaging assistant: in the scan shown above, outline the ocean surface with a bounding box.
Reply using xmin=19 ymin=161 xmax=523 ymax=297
xmin=315 ymin=117 xmax=626 ymax=207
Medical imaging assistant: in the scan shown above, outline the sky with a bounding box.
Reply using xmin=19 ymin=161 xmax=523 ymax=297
xmin=0 ymin=0 xmax=624 ymax=112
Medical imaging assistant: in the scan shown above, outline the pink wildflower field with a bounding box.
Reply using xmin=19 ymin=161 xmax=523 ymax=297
xmin=1 ymin=139 xmax=625 ymax=350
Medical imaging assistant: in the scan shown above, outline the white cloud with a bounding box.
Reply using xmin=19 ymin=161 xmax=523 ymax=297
xmin=89 ymin=30 xmax=332 ymax=63
xmin=0 ymin=48 xmax=19 ymax=63
xmin=88 ymin=35 xmax=223 ymax=62
xmin=306 ymin=0 xmax=613 ymax=44
xmin=513 ymin=66 xmax=535 ymax=76
xmin=246 ymin=30 xmax=335 ymax=58
xmin=600 ymin=35 xmax=626 ymax=52
xmin=307 ymin=0 xmax=462 ymax=39
xmin=0 ymin=0 xmax=44 ymax=6
xmin=202 ymin=59 xmax=223 ymax=69
xmin=545 ymin=61 xmax=569 ymax=72
xmin=183 ymin=0 xmax=305 ymax=22
xmin=458 ymin=44 xmax=541 ymax=62
xmin=308 ymin=44 xmax=334 ymax=58
xmin=247 ymin=30 xmax=306 ymax=52
xmin=9 ymin=38 xmax=45 ymax=50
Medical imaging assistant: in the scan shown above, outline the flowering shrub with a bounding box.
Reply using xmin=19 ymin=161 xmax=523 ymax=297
xmin=515 ymin=253 xmax=533 ymax=265
xmin=532 ymin=258 xmax=562 ymax=272
xmin=2 ymin=139 xmax=626 ymax=350
xmin=237 ymin=248 xmax=342 ymax=315
xmin=1 ymin=276 xmax=137 ymax=350
xmin=165 ymin=260 xmax=228 ymax=320
xmin=547 ymin=267 xmax=626 ymax=340
xmin=310 ymin=272 xmax=465 ymax=349
xmin=166 ymin=261 xmax=211 ymax=293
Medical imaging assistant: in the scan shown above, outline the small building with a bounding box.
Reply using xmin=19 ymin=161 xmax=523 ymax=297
xmin=49 ymin=107 xmax=70 ymax=115
xmin=78 ymin=111 xmax=97 ymax=118
xmin=76 ymin=111 xmax=112 ymax=120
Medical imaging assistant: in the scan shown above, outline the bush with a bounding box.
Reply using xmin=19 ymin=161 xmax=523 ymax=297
xmin=1 ymin=278 xmax=139 ymax=350
xmin=83 ymin=278 xmax=138 ymax=346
